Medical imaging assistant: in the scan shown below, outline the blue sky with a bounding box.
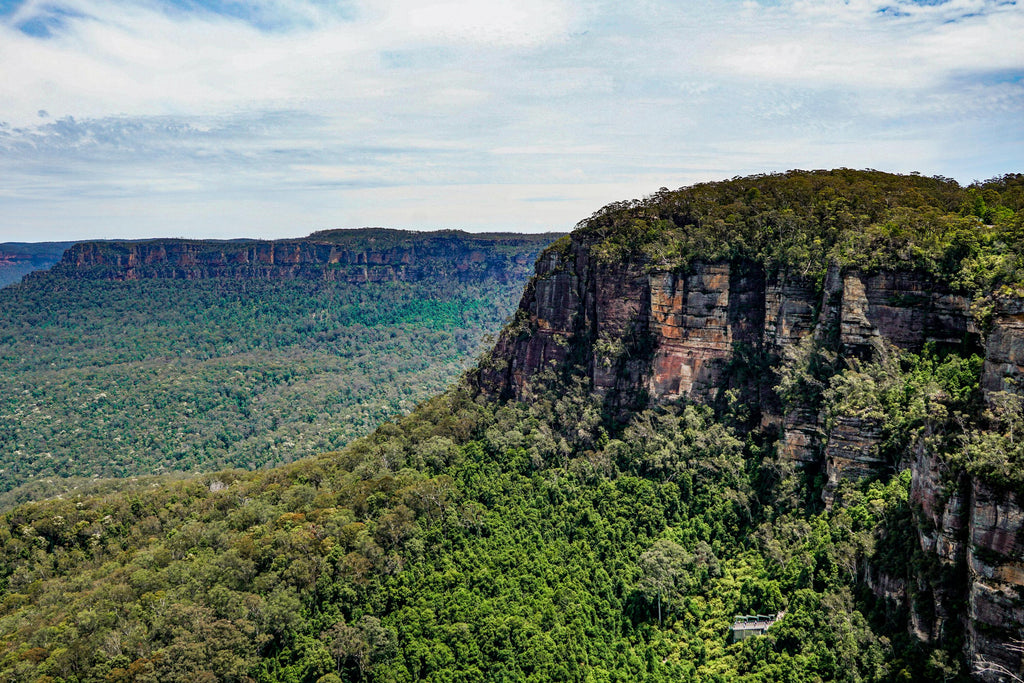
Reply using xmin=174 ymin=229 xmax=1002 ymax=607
xmin=0 ymin=0 xmax=1022 ymax=240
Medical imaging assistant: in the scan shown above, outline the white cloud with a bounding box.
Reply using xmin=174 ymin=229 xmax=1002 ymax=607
xmin=0 ymin=0 xmax=1021 ymax=241
xmin=382 ymin=0 xmax=573 ymax=47
xmin=0 ymin=0 xmax=577 ymax=126
xmin=707 ymin=0 xmax=1024 ymax=89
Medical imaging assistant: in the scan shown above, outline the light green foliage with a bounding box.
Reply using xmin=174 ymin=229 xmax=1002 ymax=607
xmin=822 ymin=345 xmax=982 ymax=463
xmin=0 ymin=373 xmax=958 ymax=682
xmin=964 ymin=389 xmax=1024 ymax=487
xmin=0 ymin=274 xmax=532 ymax=506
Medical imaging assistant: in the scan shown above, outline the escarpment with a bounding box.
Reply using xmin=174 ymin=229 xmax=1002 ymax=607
xmin=5 ymin=169 xmax=1024 ymax=682
xmin=0 ymin=241 xmax=76 ymax=287
xmin=478 ymin=170 xmax=1024 ymax=681
xmin=46 ymin=229 xmax=562 ymax=285
xmin=483 ymin=241 xmax=978 ymax=414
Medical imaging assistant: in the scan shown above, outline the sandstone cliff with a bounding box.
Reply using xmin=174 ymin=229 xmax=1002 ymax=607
xmin=479 ymin=225 xmax=1024 ymax=680
xmin=47 ymin=229 xmax=562 ymax=285
xmin=482 ymin=234 xmax=978 ymax=409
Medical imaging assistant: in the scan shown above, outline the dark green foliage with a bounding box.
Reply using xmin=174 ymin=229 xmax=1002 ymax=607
xmin=0 ymin=371 xmax=962 ymax=682
xmin=0 ymin=268 xmax=532 ymax=505
xmin=576 ymin=169 xmax=1024 ymax=297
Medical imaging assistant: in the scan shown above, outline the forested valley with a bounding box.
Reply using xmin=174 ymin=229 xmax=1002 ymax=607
xmin=0 ymin=242 xmax=76 ymax=288
xmin=0 ymin=230 xmax=556 ymax=507
xmin=3 ymin=171 xmax=1024 ymax=682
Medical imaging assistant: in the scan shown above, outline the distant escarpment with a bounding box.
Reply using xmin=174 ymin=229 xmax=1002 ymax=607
xmin=479 ymin=169 xmax=1024 ymax=680
xmin=48 ymin=228 xmax=562 ymax=284
xmin=0 ymin=241 xmax=76 ymax=287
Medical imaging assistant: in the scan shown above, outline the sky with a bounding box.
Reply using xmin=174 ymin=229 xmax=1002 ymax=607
xmin=0 ymin=0 xmax=1022 ymax=241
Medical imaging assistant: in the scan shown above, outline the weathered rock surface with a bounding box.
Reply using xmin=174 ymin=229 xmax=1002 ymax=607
xmin=46 ymin=229 xmax=562 ymax=285
xmin=764 ymin=275 xmax=818 ymax=352
xmin=647 ymin=265 xmax=734 ymax=399
xmin=483 ymin=237 xmax=978 ymax=430
xmin=822 ymin=415 xmax=887 ymax=507
xmin=908 ymin=445 xmax=970 ymax=644
xmin=778 ymin=407 xmax=821 ymax=465
xmin=967 ymin=481 xmax=1024 ymax=679
xmin=838 ymin=269 xmax=977 ymax=357
xmin=911 ymin=447 xmax=967 ymax=566
xmin=983 ymin=297 xmax=1024 ymax=397
xmin=489 ymin=247 xmax=582 ymax=397
xmin=483 ymin=248 xmax=773 ymax=411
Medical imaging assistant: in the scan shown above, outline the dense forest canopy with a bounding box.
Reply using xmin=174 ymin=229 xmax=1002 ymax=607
xmin=578 ymin=169 xmax=1023 ymax=291
xmin=0 ymin=231 xmax=556 ymax=507
xmin=2 ymin=170 xmax=1024 ymax=682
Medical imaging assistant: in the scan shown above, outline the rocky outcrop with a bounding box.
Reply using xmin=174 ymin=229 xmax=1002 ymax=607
xmin=646 ymin=265 xmax=734 ymax=398
xmin=778 ymin=407 xmax=821 ymax=465
xmin=904 ymin=431 xmax=1024 ymax=679
xmin=480 ymin=229 xmax=1024 ymax=679
xmin=837 ymin=270 xmax=977 ymax=358
xmin=772 ymin=268 xmax=980 ymax=472
xmin=983 ymin=297 xmax=1024 ymax=397
xmin=967 ymin=482 xmax=1024 ymax=679
xmin=822 ymin=415 xmax=887 ymax=507
xmin=908 ymin=445 xmax=969 ymax=644
xmin=911 ymin=447 xmax=968 ymax=567
xmin=484 ymin=250 xmax=774 ymax=411
xmin=490 ymin=247 xmax=583 ymax=396
xmin=46 ymin=230 xmax=562 ymax=285
xmin=483 ymin=234 xmax=977 ymax=418
xmin=764 ymin=275 xmax=818 ymax=352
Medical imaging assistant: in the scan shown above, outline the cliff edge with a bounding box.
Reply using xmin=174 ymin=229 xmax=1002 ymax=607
xmin=48 ymin=228 xmax=563 ymax=285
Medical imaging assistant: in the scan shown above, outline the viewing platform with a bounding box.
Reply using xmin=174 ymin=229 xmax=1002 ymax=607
xmin=730 ymin=612 xmax=785 ymax=642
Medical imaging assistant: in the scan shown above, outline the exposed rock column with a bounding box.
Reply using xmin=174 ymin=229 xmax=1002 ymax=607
xmin=647 ymin=264 xmax=733 ymax=399
xmin=968 ymin=481 xmax=1024 ymax=681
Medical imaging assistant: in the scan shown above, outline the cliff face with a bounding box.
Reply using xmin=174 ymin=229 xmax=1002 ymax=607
xmin=983 ymin=297 xmax=1024 ymax=395
xmin=484 ymin=235 xmax=978 ymax=408
xmin=480 ymin=231 xmax=1024 ymax=679
xmin=968 ymin=481 xmax=1024 ymax=674
xmin=485 ymin=248 xmax=767 ymax=409
xmin=48 ymin=230 xmax=562 ymax=285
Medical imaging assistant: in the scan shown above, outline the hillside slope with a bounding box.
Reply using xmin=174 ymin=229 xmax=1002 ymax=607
xmin=2 ymin=171 xmax=1024 ymax=682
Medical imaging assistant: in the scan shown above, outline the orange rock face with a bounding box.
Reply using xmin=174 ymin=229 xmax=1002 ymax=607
xmin=483 ymin=236 xmax=976 ymax=417
xmin=648 ymin=268 xmax=732 ymax=398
